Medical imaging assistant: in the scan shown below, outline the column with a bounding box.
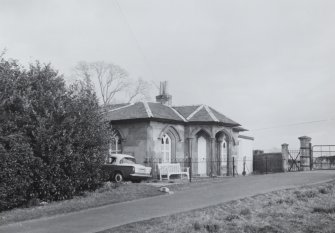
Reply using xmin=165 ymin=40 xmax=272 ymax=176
xmin=227 ymin=141 xmax=233 ymax=176
xmin=210 ymin=138 xmax=216 ymax=177
xmin=187 ymin=137 xmax=193 ymax=178
xmin=217 ymin=139 xmax=223 ymax=176
xmin=281 ymin=143 xmax=289 ymax=172
xmin=299 ymin=136 xmax=312 ymax=171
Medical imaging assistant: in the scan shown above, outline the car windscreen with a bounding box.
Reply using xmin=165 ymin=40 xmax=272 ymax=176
xmin=121 ymin=157 xmax=136 ymax=164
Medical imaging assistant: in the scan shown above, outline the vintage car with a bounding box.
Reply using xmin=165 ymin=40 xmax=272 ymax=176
xmin=102 ymin=154 xmax=152 ymax=183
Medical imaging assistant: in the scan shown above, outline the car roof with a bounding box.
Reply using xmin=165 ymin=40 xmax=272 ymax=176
xmin=110 ymin=153 xmax=135 ymax=159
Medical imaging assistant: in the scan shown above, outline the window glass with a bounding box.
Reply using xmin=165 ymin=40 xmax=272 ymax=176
xmin=110 ymin=136 xmax=121 ymax=154
xmin=121 ymin=157 xmax=136 ymax=164
xmin=110 ymin=157 xmax=116 ymax=164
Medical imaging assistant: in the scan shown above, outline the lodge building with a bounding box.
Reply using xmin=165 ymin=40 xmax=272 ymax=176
xmin=103 ymin=82 xmax=253 ymax=177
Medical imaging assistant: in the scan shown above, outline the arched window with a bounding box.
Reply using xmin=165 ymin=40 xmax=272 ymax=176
xmin=110 ymin=135 xmax=122 ymax=154
xmin=161 ymin=134 xmax=171 ymax=163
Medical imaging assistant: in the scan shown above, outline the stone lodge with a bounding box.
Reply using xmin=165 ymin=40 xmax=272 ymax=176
xmin=103 ymin=82 xmax=253 ymax=177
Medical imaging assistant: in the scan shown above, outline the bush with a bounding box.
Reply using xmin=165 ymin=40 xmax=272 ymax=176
xmin=0 ymin=57 xmax=109 ymax=211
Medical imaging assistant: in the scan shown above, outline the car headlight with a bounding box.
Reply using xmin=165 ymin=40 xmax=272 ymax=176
xmin=132 ymin=167 xmax=135 ymax=173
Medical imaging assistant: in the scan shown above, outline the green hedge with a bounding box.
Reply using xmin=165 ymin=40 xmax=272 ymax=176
xmin=0 ymin=58 xmax=109 ymax=211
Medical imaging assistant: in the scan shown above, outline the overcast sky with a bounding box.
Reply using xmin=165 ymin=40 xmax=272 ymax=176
xmin=1 ymin=0 xmax=334 ymax=151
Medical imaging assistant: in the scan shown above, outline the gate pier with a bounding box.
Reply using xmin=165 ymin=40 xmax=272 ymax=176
xmin=299 ymin=136 xmax=312 ymax=171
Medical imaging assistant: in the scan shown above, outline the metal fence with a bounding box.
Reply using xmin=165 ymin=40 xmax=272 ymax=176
xmin=143 ymin=157 xmax=254 ymax=182
xmin=288 ymin=149 xmax=301 ymax=172
xmin=312 ymin=145 xmax=335 ymax=170
xmin=253 ymin=153 xmax=284 ymax=174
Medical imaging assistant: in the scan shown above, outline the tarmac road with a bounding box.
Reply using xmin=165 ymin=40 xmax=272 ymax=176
xmin=0 ymin=170 xmax=334 ymax=233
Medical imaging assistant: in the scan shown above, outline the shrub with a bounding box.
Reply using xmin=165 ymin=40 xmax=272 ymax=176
xmin=0 ymin=57 xmax=109 ymax=211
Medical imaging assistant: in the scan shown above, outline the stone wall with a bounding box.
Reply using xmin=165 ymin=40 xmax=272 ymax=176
xmin=112 ymin=121 xmax=149 ymax=164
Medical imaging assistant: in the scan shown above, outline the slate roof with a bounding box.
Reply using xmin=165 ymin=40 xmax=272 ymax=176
xmin=103 ymin=102 xmax=240 ymax=126
xmin=173 ymin=105 xmax=200 ymax=119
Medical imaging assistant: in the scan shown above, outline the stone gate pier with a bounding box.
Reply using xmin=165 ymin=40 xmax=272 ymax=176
xmin=299 ymin=136 xmax=312 ymax=171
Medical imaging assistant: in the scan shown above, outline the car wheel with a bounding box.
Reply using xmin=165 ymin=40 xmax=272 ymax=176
xmin=114 ymin=172 xmax=123 ymax=183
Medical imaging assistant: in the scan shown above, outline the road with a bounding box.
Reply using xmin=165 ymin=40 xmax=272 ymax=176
xmin=1 ymin=170 xmax=334 ymax=233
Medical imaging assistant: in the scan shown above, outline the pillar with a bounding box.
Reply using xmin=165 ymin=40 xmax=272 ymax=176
xmin=217 ymin=138 xmax=223 ymax=176
xmin=209 ymin=138 xmax=215 ymax=177
xmin=187 ymin=137 xmax=193 ymax=179
xmin=227 ymin=141 xmax=233 ymax=176
xmin=281 ymin=143 xmax=289 ymax=172
xmin=299 ymin=136 xmax=312 ymax=171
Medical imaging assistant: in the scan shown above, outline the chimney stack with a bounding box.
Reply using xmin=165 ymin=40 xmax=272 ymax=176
xmin=156 ymin=81 xmax=172 ymax=106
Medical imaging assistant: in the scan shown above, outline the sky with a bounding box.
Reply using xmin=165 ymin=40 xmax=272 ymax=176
xmin=1 ymin=0 xmax=335 ymax=151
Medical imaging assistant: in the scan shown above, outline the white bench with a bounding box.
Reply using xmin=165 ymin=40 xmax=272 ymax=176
xmin=157 ymin=163 xmax=190 ymax=181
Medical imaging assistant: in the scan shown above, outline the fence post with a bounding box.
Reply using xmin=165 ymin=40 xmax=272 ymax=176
xmin=233 ymin=157 xmax=235 ymax=177
xmin=309 ymin=143 xmax=313 ymax=170
xmin=189 ymin=156 xmax=192 ymax=183
xmin=188 ymin=138 xmax=193 ymax=183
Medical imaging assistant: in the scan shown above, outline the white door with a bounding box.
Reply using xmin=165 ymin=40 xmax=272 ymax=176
xmin=161 ymin=134 xmax=171 ymax=163
xmin=197 ymin=136 xmax=207 ymax=175
xmin=221 ymin=140 xmax=228 ymax=175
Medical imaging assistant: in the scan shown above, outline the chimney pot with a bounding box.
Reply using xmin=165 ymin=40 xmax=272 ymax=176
xmin=156 ymin=81 xmax=172 ymax=106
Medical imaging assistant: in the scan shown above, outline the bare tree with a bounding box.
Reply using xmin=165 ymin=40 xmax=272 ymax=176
xmin=126 ymin=78 xmax=152 ymax=103
xmin=74 ymin=61 xmax=153 ymax=105
xmin=75 ymin=61 xmax=129 ymax=106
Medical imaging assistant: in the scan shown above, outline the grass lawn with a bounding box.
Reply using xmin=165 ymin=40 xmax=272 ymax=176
xmin=0 ymin=177 xmax=229 ymax=226
xmin=0 ymin=182 xmax=163 ymax=226
xmin=100 ymin=180 xmax=335 ymax=233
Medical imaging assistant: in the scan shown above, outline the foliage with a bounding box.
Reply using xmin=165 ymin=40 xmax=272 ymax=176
xmin=0 ymin=57 xmax=109 ymax=211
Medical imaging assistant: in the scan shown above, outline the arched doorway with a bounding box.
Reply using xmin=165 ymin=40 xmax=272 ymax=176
xmin=215 ymin=131 xmax=230 ymax=176
xmin=220 ymin=137 xmax=228 ymax=175
xmin=197 ymin=136 xmax=207 ymax=175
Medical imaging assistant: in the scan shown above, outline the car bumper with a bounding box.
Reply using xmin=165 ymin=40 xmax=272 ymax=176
xmin=130 ymin=173 xmax=152 ymax=178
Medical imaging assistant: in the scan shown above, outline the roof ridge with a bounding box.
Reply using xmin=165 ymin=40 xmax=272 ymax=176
xmin=186 ymin=105 xmax=204 ymax=120
xmin=204 ymin=105 xmax=219 ymax=122
xmin=168 ymin=106 xmax=188 ymax=122
xmin=173 ymin=104 xmax=202 ymax=108
xmin=142 ymin=102 xmax=153 ymax=118
xmin=105 ymin=103 xmax=134 ymax=113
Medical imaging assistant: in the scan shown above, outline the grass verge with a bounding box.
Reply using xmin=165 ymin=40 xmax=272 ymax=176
xmin=100 ymin=180 xmax=335 ymax=233
xmin=0 ymin=182 xmax=163 ymax=226
xmin=0 ymin=177 xmax=233 ymax=226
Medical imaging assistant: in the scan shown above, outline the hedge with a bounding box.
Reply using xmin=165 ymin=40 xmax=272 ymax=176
xmin=0 ymin=58 xmax=109 ymax=211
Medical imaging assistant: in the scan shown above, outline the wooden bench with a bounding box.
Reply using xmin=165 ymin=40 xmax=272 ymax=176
xmin=157 ymin=163 xmax=190 ymax=181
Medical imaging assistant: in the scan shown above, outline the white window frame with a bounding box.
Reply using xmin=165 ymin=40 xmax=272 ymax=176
xmin=109 ymin=136 xmax=121 ymax=155
xmin=161 ymin=134 xmax=171 ymax=163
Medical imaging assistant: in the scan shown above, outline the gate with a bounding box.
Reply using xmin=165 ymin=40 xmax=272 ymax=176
xmin=288 ymin=149 xmax=301 ymax=171
xmin=312 ymin=145 xmax=335 ymax=170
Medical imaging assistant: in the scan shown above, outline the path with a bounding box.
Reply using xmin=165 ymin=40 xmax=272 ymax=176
xmin=1 ymin=170 xmax=334 ymax=233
